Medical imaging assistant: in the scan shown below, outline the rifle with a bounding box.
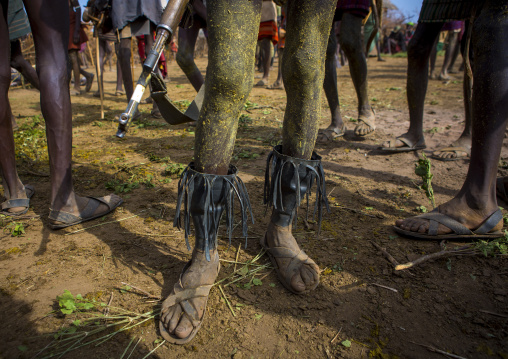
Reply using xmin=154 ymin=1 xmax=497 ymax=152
xmin=116 ymin=0 xmax=202 ymax=138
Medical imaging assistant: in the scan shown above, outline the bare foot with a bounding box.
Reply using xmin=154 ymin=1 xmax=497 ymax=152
xmin=354 ymin=107 xmax=376 ymax=136
xmin=70 ymin=88 xmax=81 ymax=96
xmin=160 ymin=249 xmax=220 ymax=342
xmin=395 ymin=197 xmax=502 ymax=236
xmin=255 ymin=78 xmax=268 ymax=87
xmin=380 ymin=133 xmax=425 ymax=151
xmin=263 ymin=222 xmax=319 ymax=294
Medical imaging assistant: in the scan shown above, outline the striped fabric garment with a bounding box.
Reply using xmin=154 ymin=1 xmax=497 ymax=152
xmin=418 ymin=0 xmax=480 ymax=22
xmin=258 ymin=20 xmax=279 ymax=45
xmin=7 ymin=0 xmax=31 ymax=41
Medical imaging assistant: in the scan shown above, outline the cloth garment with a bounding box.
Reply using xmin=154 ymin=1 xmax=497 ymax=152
xmin=68 ymin=6 xmax=88 ymax=51
xmin=258 ymin=20 xmax=278 ymax=45
xmin=111 ymin=0 xmax=162 ymax=32
xmin=419 ymin=0 xmax=479 ymax=22
xmin=335 ymin=0 xmax=370 ymax=19
xmin=261 ymin=1 xmax=277 ymax=22
xmin=441 ymin=20 xmax=464 ymax=31
xmin=7 ymin=0 xmax=31 ymax=41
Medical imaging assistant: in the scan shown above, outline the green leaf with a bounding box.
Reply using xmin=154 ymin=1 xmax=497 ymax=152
xmin=18 ymin=345 xmax=28 ymax=352
xmin=61 ymin=308 xmax=73 ymax=315
xmin=269 ymin=283 xmax=276 ymax=287
xmin=254 ymin=314 xmax=263 ymax=320
xmin=252 ymin=278 xmax=262 ymax=286
xmin=341 ymin=340 xmax=352 ymax=348
xmin=238 ymin=266 xmax=249 ymax=276
xmin=243 ymin=283 xmax=252 ymax=289
xmin=72 ymin=320 xmax=81 ymax=326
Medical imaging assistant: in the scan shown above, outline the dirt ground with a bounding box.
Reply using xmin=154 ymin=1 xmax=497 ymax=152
xmin=1 ymin=55 xmax=508 ymax=359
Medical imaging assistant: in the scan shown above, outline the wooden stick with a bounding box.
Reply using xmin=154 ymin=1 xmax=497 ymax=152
xmin=409 ymin=341 xmax=468 ymax=359
xmin=479 ymin=310 xmax=508 ymax=318
xmin=218 ymin=285 xmax=236 ymax=317
xmin=96 ymin=36 xmax=104 ymax=119
xmin=64 ymin=213 xmax=141 ymax=235
xmin=370 ymin=241 xmax=399 ymax=267
xmin=370 ymin=283 xmax=398 ymax=293
xmin=395 ymin=245 xmax=474 ymax=271
xmin=121 ymin=282 xmax=160 ymax=300
xmin=330 ymin=327 xmax=342 ymax=344
xmin=234 ymin=244 xmax=241 ymax=272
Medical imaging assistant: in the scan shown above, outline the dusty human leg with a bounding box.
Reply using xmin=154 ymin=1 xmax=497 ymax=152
xmin=160 ymin=0 xmax=261 ymax=342
xmin=23 ymin=0 xmax=121 ymax=223
xmin=114 ymin=41 xmax=124 ymax=93
xmin=69 ymin=49 xmax=81 ymax=94
xmin=10 ymin=39 xmax=39 ymax=89
xmin=320 ymin=22 xmax=344 ymax=139
xmin=117 ymin=37 xmax=134 ymax=101
xmin=429 ymin=36 xmax=438 ymax=79
xmin=396 ymin=1 xmax=507 ymax=236
xmin=439 ymin=31 xmax=459 ymax=80
xmin=381 ymin=22 xmax=443 ymax=150
xmin=255 ymin=38 xmax=271 ymax=86
xmin=339 ymin=13 xmax=375 ymax=136
xmin=267 ymin=46 xmax=283 ymax=89
xmin=0 ymin=2 xmax=27 ymax=213
xmin=263 ymin=0 xmax=335 ymax=293
xmin=176 ymin=21 xmax=204 ymax=92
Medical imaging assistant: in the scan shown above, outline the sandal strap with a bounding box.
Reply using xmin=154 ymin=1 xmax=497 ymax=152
xmin=474 ymin=209 xmax=502 ymax=235
xmin=48 ymin=196 xmax=107 ymax=222
xmin=1 ymin=198 xmax=30 ymax=210
xmin=418 ymin=211 xmax=472 ymax=236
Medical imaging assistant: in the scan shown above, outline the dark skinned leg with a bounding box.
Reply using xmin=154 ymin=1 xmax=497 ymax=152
xmin=319 ymin=23 xmax=344 ymax=141
xmin=267 ymin=46 xmax=283 ymax=89
xmin=429 ymin=36 xmax=438 ymax=79
xmin=396 ymin=1 xmax=507 ymax=236
xmin=69 ymin=49 xmax=81 ymax=94
xmin=339 ymin=13 xmax=375 ymax=136
xmin=114 ymin=41 xmax=123 ymax=93
xmin=10 ymin=39 xmax=39 ymax=89
xmin=0 ymin=0 xmax=26 ymax=213
xmin=117 ymin=37 xmax=133 ymax=101
xmin=161 ymin=0 xmax=262 ymax=341
xmin=255 ymin=37 xmax=271 ymax=86
xmin=93 ymin=38 xmax=105 ymax=96
xmin=22 ymin=0 xmax=121 ymax=222
xmin=176 ymin=20 xmax=204 ymax=92
xmin=381 ymin=22 xmax=443 ymax=150
xmin=439 ymin=31 xmax=459 ymax=80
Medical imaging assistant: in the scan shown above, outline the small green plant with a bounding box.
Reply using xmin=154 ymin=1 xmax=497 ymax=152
xmin=105 ymin=180 xmax=140 ymax=194
xmin=239 ymin=114 xmax=253 ymax=127
xmin=424 ymin=127 xmax=440 ymax=134
xmin=173 ymin=99 xmax=191 ymax=111
xmin=474 ymin=233 xmax=508 ymax=257
xmin=415 ymin=205 xmax=428 ymax=213
xmin=414 ymin=153 xmax=435 ymax=208
xmin=164 ymin=163 xmax=186 ymax=176
xmin=57 ymin=290 xmax=94 ymax=315
xmin=10 ymin=222 xmax=25 ymax=237
xmin=92 ymin=121 xmax=103 ymax=127
xmin=243 ymin=100 xmax=258 ymax=110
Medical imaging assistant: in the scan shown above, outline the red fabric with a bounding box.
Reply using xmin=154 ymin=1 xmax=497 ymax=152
xmin=136 ymin=35 xmax=168 ymax=79
xmin=258 ymin=20 xmax=278 ymax=45
xmin=68 ymin=8 xmax=88 ymax=51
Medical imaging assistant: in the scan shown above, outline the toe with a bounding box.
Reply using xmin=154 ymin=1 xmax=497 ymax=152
xmin=174 ymin=313 xmax=194 ymax=339
xmin=168 ymin=305 xmax=183 ymax=333
xmin=290 ymin=273 xmax=306 ymax=293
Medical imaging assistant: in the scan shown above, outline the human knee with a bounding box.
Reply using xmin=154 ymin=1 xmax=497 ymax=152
xmin=282 ymin=49 xmax=320 ymax=86
xmin=176 ymin=51 xmax=195 ymax=71
xmin=210 ymin=64 xmax=251 ymax=101
xmin=407 ymin=38 xmax=430 ymax=61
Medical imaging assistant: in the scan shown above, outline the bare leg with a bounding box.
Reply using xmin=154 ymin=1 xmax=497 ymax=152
xmin=0 ymin=1 xmax=26 ymax=213
xmin=429 ymin=36 xmax=438 ymax=79
xmin=176 ymin=20 xmax=204 ymax=92
xmin=439 ymin=31 xmax=459 ymax=80
xmin=255 ymin=38 xmax=271 ymax=86
xmin=319 ymin=23 xmax=345 ymax=141
xmin=339 ymin=13 xmax=375 ymax=136
xmin=381 ymin=22 xmax=443 ymax=150
xmin=114 ymin=41 xmax=124 ymax=93
xmin=10 ymin=39 xmax=39 ymax=89
xmin=69 ymin=49 xmax=81 ymax=94
xmin=22 ymin=0 xmax=121 ymax=223
xmin=117 ymin=37 xmax=134 ymax=101
xmin=395 ymin=1 xmax=507 ymax=236
xmin=267 ymin=46 xmax=283 ymax=89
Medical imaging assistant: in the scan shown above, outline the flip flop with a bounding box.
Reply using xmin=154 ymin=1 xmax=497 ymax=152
xmin=393 ymin=208 xmax=504 ymax=241
xmin=379 ymin=135 xmax=426 ymax=152
xmin=159 ymin=257 xmax=220 ymax=345
xmin=48 ymin=195 xmax=123 ymax=229
xmin=496 ymin=177 xmax=508 ymax=204
xmin=354 ymin=108 xmax=376 ymax=137
xmin=260 ymin=230 xmax=319 ymax=295
xmin=1 ymin=185 xmax=35 ymax=217
xmin=431 ymin=146 xmax=470 ymax=161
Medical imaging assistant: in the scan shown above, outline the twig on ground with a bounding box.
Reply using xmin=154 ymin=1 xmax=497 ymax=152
xmin=19 ymin=168 xmax=50 ymax=177
xmin=409 ymin=341 xmax=468 ymax=359
xmin=64 ymin=213 xmax=142 ymax=235
xmin=121 ymin=282 xmax=160 ymax=300
xmin=124 ymin=232 xmax=177 ymax=237
xmin=327 ymin=187 xmax=336 ymax=198
xmin=337 ymin=206 xmax=377 ymax=218
xmin=103 ymin=292 xmax=114 ymax=317
xmin=370 ymin=283 xmax=398 ymax=293
xmin=395 ymin=245 xmax=473 ymax=271
xmin=218 ymin=285 xmax=236 ymax=317
xmin=234 ymin=244 xmax=241 ymax=272
xmin=479 ymin=310 xmax=508 ymax=318
xmin=330 ymin=327 xmax=342 ymax=344
xmin=370 ymin=241 xmax=399 ymax=266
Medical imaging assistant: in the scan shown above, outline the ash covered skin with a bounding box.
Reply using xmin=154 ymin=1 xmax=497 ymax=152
xmin=281 ymin=0 xmax=336 ymax=160
xmin=194 ymin=0 xmax=262 ymax=175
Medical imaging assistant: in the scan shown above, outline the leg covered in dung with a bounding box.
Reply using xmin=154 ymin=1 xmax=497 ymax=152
xmin=160 ymin=0 xmax=261 ymax=344
xmin=262 ymin=0 xmax=335 ymax=294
